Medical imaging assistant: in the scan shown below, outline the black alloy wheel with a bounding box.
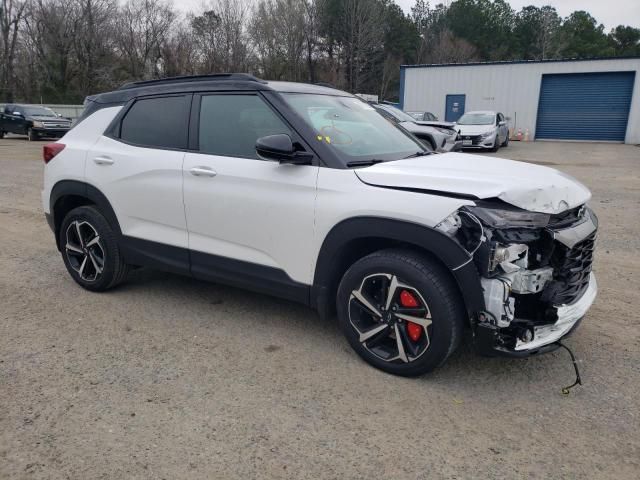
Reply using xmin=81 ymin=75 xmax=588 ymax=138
xmin=337 ymin=249 xmax=465 ymax=376
xmin=59 ymin=206 xmax=129 ymax=291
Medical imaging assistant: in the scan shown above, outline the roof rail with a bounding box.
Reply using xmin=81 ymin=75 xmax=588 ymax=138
xmin=118 ymin=73 xmax=267 ymax=90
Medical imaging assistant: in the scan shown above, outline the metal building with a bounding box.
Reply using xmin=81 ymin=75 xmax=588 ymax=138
xmin=399 ymin=57 xmax=640 ymax=144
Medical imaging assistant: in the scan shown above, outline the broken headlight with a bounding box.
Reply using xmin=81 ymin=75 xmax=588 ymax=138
xmin=465 ymin=206 xmax=550 ymax=228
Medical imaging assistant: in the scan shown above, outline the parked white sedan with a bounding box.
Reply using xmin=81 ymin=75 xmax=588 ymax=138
xmin=456 ymin=111 xmax=509 ymax=151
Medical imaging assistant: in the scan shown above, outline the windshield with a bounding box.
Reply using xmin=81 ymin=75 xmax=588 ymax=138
xmin=282 ymin=94 xmax=426 ymax=163
xmin=24 ymin=106 xmax=57 ymax=117
xmin=457 ymin=113 xmax=495 ymax=125
xmin=376 ymin=104 xmax=417 ymax=123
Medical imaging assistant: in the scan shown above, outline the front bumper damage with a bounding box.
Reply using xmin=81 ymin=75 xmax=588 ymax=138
xmin=452 ymin=205 xmax=599 ymax=357
xmin=474 ymin=273 xmax=597 ymax=356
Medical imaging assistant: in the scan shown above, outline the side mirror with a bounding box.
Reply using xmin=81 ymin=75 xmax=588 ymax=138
xmin=13 ymin=111 xmax=22 ymax=116
xmin=499 ymin=121 xmax=506 ymax=126
xmin=256 ymin=134 xmax=313 ymax=165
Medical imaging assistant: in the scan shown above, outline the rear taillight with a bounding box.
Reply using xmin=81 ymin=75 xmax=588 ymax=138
xmin=43 ymin=143 xmax=65 ymax=164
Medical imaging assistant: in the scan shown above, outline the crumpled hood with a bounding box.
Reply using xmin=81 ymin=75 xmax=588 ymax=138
xmin=399 ymin=121 xmax=436 ymax=134
xmin=457 ymin=124 xmax=496 ymax=136
xmin=354 ymin=152 xmax=591 ymax=214
xmin=415 ymin=120 xmax=455 ymax=129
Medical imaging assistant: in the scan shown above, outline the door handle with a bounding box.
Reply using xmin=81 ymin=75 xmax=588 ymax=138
xmin=93 ymin=156 xmax=114 ymax=165
xmin=190 ymin=167 xmax=217 ymax=177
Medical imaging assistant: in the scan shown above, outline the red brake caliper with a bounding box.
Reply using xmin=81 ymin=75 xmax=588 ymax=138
xmin=399 ymin=290 xmax=422 ymax=342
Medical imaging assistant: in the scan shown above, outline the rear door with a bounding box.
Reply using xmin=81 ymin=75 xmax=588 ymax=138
xmin=85 ymin=94 xmax=191 ymax=269
xmin=182 ymin=92 xmax=318 ymax=296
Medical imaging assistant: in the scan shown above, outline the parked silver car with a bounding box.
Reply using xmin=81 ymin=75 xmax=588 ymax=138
xmin=373 ymin=104 xmax=461 ymax=153
xmin=407 ymin=111 xmax=439 ymax=122
xmin=456 ymin=111 xmax=509 ymax=152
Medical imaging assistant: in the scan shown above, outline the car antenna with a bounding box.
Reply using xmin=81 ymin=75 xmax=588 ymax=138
xmin=555 ymin=341 xmax=582 ymax=395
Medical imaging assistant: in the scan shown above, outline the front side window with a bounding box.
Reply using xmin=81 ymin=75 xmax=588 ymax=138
xmin=198 ymin=94 xmax=292 ymax=159
xmin=283 ymin=94 xmax=425 ymax=163
xmin=120 ymin=95 xmax=190 ymax=149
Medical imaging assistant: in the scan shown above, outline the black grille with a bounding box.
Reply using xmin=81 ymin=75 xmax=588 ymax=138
xmin=462 ymin=135 xmax=482 ymax=146
xmin=543 ymin=232 xmax=596 ymax=305
xmin=42 ymin=121 xmax=70 ymax=129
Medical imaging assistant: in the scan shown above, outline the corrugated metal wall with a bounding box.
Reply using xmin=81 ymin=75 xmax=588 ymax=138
xmin=402 ymin=58 xmax=640 ymax=144
xmin=536 ymin=72 xmax=635 ymax=141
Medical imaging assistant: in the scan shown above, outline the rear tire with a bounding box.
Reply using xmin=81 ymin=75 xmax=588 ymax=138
xmin=336 ymin=249 xmax=465 ymax=376
xmin=0 ymin=130 xmax=5 ymax=139
xmin=59 ymin=206 xmax=129 ymax=292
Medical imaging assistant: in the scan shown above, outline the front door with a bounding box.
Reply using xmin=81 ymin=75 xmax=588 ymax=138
xmin=182 ymin=93 xmax=318 ymax=297
xmin=496 ymin=112 xmax=508 ymax=144
xmin=4 ymin=105 xmax=27 ymax=134
xmin=445 ymin=94 xmax=466 ymax=122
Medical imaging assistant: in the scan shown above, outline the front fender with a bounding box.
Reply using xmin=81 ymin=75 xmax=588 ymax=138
xmin=312 ymin=216 xmax=485 ymax=318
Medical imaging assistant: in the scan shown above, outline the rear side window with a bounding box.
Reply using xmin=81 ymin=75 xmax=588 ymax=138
xmin=198 ymin=94 xmax=292 ymax=159
xmin=120 ymin=95 xmax=190 ymax=149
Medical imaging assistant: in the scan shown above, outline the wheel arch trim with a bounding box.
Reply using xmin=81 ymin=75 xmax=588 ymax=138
xmin=49 ymin=180 xmax=122 ymax=249
xmin=312 ymin=216 xmax=485 ymax=317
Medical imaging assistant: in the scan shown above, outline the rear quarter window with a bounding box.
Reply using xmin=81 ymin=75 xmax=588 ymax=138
xmin=119 ymin=95 xmax=190 ymax=149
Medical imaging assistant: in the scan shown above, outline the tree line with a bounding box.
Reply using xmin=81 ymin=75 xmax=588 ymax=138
xmin=1 ymin=0 xmax=639 ymax=104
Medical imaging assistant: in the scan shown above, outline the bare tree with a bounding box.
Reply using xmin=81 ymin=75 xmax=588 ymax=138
xmin=422 ymin=28 xmax=477 ymax=64
xmin=73 ymin=0 xmax=118 ymax=93
xmin=0 ymin=0 xmax=28 ymax=101
xmin=23 ymin=0 xmax=85 ymax=102
xmin=379 ymin=53 xmax=400 ymax=99
xmin=115 ymin=0 xmax=176 ymax=80
xmin=162 ymin=19 xmax=199 ymax=77
xmin=190 ymin=0 xmax=252 ymax=74
xmin=250 ymin=0 xmax=307 ymax=80
xmin=341 ymin=0 xmax=384 ymax=92
xmin=303 ymin=0 xmax=320 ymax=82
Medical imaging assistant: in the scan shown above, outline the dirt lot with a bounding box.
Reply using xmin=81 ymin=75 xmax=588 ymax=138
xmin=1 ymin=136 xmax=639 ymax=479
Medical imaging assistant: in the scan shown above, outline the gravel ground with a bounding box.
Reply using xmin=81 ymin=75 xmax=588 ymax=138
xmin=1 ymin=136 xmax=639 ymax=479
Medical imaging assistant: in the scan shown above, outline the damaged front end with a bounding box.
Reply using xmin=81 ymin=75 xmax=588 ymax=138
xmin=437 ymin=202 xmax=598 ymax=356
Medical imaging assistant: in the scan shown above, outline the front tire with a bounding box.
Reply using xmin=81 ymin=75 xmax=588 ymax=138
xmin=337 ymin=249 xmax=465 ymax=376
xmin=59 ymin=206 xmax=129 ymax=291
xmin=502 ymin=134 xmax=509 ymax=147
xmin=27 ymin=128 xmax=38 ymax=141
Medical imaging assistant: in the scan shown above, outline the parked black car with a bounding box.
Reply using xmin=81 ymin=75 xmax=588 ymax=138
xmin=0 ymin=104 xmax=72 ymax=141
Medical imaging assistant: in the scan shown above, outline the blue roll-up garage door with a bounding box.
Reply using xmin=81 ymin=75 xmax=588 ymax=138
xmin=535 ymin=72 xmax=635 ymax=141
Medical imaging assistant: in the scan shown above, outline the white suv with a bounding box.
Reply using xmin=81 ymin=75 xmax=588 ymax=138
xmin=42 ymin=74 xmax=598 ymax=376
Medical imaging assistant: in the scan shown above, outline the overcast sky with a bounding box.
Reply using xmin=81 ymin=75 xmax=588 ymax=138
xmin=179 ymin=0 xmax=640 ymax=30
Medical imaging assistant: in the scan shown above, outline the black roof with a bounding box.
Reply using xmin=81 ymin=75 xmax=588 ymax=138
xmin=90 ymin=73 xmax=351 ymax=104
